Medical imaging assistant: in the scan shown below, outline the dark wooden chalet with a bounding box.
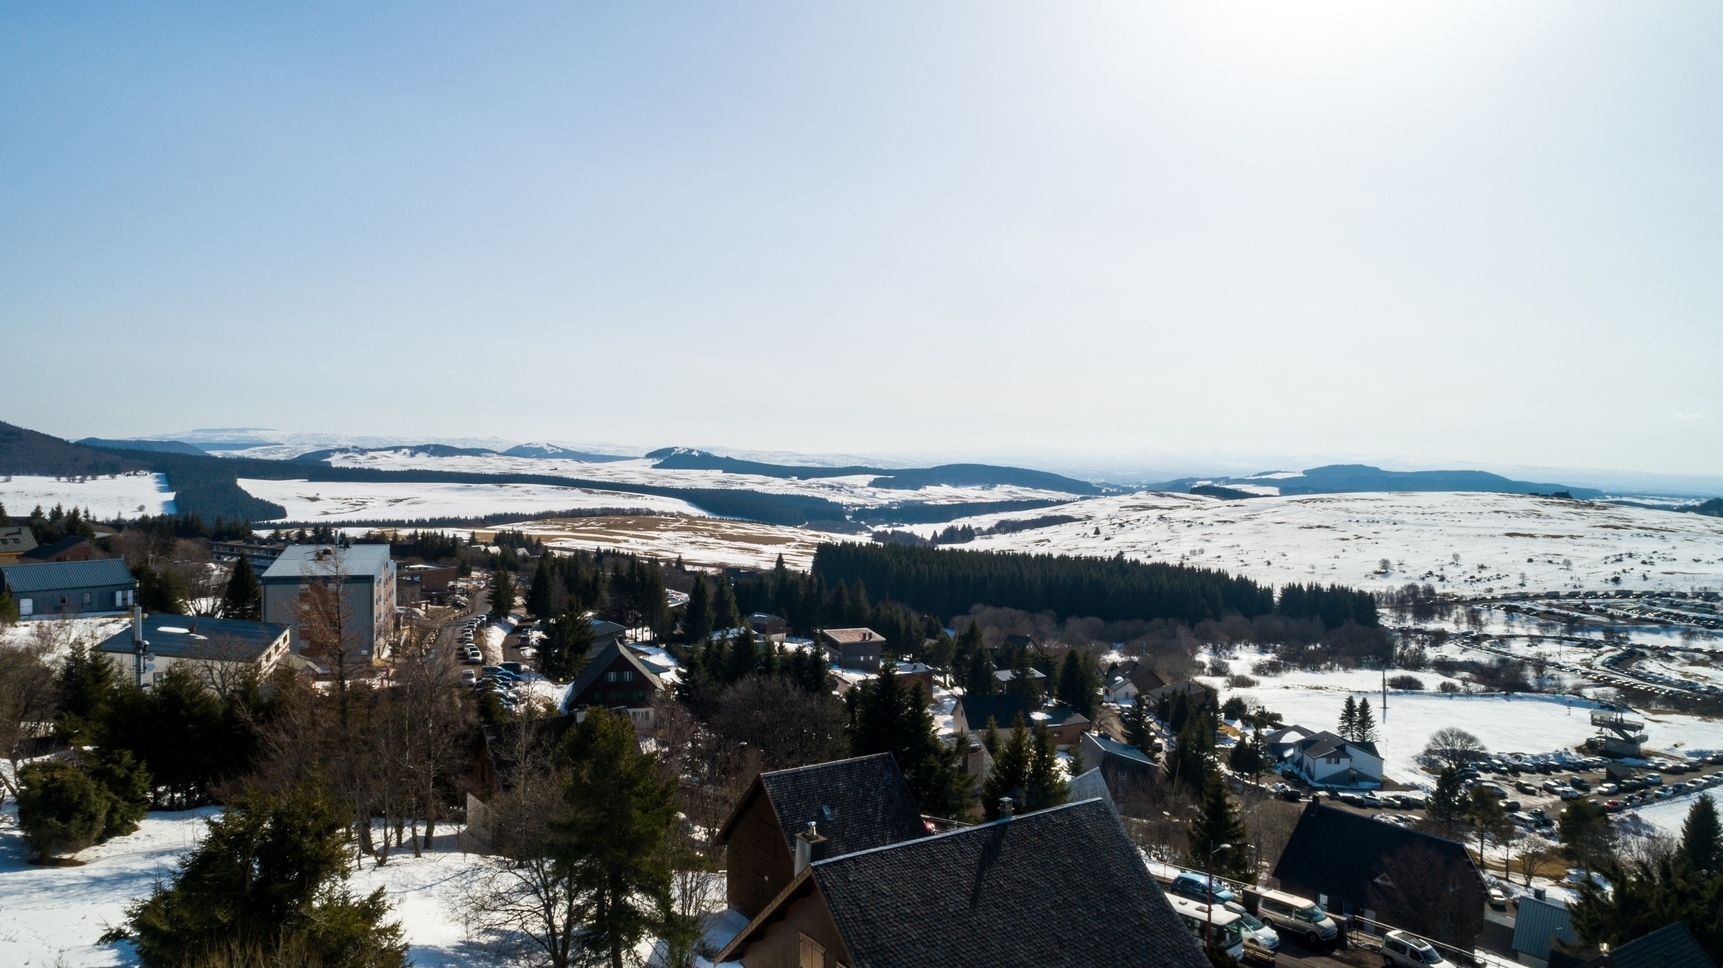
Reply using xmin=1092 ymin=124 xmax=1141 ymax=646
xmin=559 ymin=639 xmax=664 ymax=716
xmin=717 ymin=754 xmax=926 ymax=920
xmin=715 ymin=798 xmax=1210 ymax=968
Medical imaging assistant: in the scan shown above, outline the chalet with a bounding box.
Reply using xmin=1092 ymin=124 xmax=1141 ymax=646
xmin=717 ymin=754 xmax=926 ymax=919
xmin=715 ymin=798 xmax=1209 ymax=968
xmin=746 ymin=613 xmax=789 ymax=644
xmin=890 ymin=661 xmax=935 ymax=696
xmin=1146 ymin=679 xmax=1214 ymax=707
xmin=951 ymin=693 xmax=1032 ymax=736
xmin=1287 ymin=730 xmax=1383 ymax=789
xmin=1103 ymin=659 xmax=1166 ymax=705
xmin=992 ymin=667 xmax=1048 ymax=686
xmin=1080 ymin=731 xmax=1159 ymax=785
xmin=819 ymin=628 xmax=884 ymax=672
xmin=1273 ymin=801 xmax=1486 ymax=930
xmin=1264 ymin=725 xmax=1317 ymax=762
xmin=559 ymin=639 xmax=664 ymax=729
xmin=0 ymin=526 xmax=38 ymax=563
xmin=0 ymin=558 xmax=136 ymax=617
xmin=951 ymin=694 xmax=1089 ymax=747
xmin=585 ymin=618 xmax=627 ymax=654
xmin=1031 ymin=706 xmax=1091 ymax=748
xmin=20 ymin=535 xmax=96 ymax=563
xmin=97 ymin=611 xmax=292 ymax=689
xmin=464 ymin=714 xmax=578 ymax=846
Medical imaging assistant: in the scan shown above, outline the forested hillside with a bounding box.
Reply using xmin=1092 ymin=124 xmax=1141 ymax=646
xmin=0 ymin=421 xmax=146 ymax=477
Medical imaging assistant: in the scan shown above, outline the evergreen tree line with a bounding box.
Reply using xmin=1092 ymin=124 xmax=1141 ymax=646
xmin=1273 ymin=582 xmax=1380 ymax=629
xmin=948 ymin=621 xmax=1102 ymax=721
xmin=811 ymin=542 xmax=1281 ymax=626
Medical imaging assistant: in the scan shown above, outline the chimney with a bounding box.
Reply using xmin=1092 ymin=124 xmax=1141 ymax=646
xmin=1533 ymin=887 xmax=1545 ymax=901
xmin=794 ymin=821 xmax=828 ymax=875
xmin=998 ymin=796 xmax=1015 ymax=819
xmin=132 ymin=605 xmax=144 ymax=645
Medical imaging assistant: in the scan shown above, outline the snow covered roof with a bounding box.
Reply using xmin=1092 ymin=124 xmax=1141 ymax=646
xmin=261 ymin=543 xmax=392 ymax=580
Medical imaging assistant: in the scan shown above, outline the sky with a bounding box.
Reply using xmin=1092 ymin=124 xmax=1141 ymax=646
xmin=3 ymin=3 xmax=1721 ymax=484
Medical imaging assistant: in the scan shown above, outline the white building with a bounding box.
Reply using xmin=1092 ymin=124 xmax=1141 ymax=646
xmin=261 ymin=544 xmax=396 ymax=662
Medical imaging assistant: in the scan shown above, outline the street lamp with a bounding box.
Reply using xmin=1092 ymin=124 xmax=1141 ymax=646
xmin=1205 ymin=842 xmax=1232 ymax=947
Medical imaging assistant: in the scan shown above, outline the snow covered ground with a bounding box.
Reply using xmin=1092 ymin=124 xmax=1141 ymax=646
xmin=1198 ymin=649 xmax=1723 ymax=790
xmin=238 ymin=479 xmax=703 ymax=523
xmin=924 ymin=491 xmax=1723 ymax=595
xmin=0 ymin=806 xmax=216 ymax=967
xmin=508 ymin=515 xmax=869 ymax=572
xmin=0 ymin=474 xmax=174 ymax=520
xmin=315 ymin=450 xmax=1083 ymax=508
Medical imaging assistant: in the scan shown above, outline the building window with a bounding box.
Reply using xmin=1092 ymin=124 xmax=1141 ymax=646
xmin=620 ymin=670 xmax=634 ymax=681
xmin=18 ymin=598 xmax=32 ymax=616
xmin=605 ymin=671 xmax=618 ymax=682
xmin=82 ymin=592 xmax=92 ymax=606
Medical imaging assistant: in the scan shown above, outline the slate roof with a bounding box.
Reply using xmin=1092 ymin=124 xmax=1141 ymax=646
xmin=0 ymin=558 xmax=133 ymax=593
xmin=1112 ymin=659 xmax=1166 ymax=693
xmin=261 ymin=544 xmax=392 ymax=580
xmin=561 ymin=639 xmax=663 ymax=711
xmin=1272 ymin=801 xmax=1482 ymax=909
xmin=1035 ymin=706 xmax=1090 ymax=729
xmin=97 ymin=615 xmax=290 ymax=660
xmin=722 ymin=753 xmax=927 ymax=859
xmin=1297 ymin=730 xmax=1381 ymax=759
xmin=723 ymin=799 xmax=1208 ymax=968
xmin=0 ymin=526 xmax=38 ymax=555
xmin=1067 ymin=766 xmax=1119 ymax=815
xmin=1083 ymin=731 xmax=1157 ymax=769
xmin=955 ymin=693 xmax=1033 ymax=732
xmin=1594 ymin=921 xmax=1716 ymax=968
xmin=20 ymin=535 xmax=89 ymax=561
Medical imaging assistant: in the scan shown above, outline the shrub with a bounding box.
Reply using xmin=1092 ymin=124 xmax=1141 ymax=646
xmin=1226 ymin=673 xmax=1259 ymax=689
xmin=1388 ymin=674 xmax=1425 ymax=691
xmin=1438 ymin=680 xmax=1461 ymax=694
xmin=87 ymin=749 xmax=153 ymax=839
xmin=17 ymin=760 xmax=109 ymax=860
xmin=1251 ymin=658 xmax=1288 ymax=677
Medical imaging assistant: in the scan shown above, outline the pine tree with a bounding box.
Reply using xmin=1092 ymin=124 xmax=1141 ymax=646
xmin=492 ymin=565 xmax=516 ymax=616
xmin=16 ymin=759 xmax=110 ymax=860
xmin=1054 ymin=650 xmax=1099 ymax=719
xmin=1187 ymin=772 xmax=1251 ymax=881
xmin=722 ymin=628 xmax=757 ymax=683
xmin=1228 ymin=731 xmax=1266 ymax=780
xmin=527 ymin=555 xmax=555 ymax=618
xmin=554 ymin=707 xmax=678 ymax=968
xmin=0 ymin=587 xmax=17 ymax=625
xmin=683 ymin=574 xmax=713 ymax=643
xmin=0 ymin=500 xmax=9 ymax=525
xmin=1680 ymin=794 xmax=1722 ymax=876
xmin=541 ymin=611 xmax=596 ymax=682
xmin=1003 ymin=648 xmax=1040 ymax=702
xmin=982 ymin=716 xmax=1003 ymax=756
xmin=1122 ymin=695 xmax=1156 ymax=754
xmin=1425 ymin=766 xmax=1467 ymax=838
xmin=55 ymin=643 xmax=120 ymax=740
xmin=1023 ymin=727 xmax=1069 ymax=812
xmin=965 ymin=646 xmax=996 ymax=696
xmin=1339 ymin=695 xmax=1359 ymax=741
xmin=712 ymin=578 xmax=739 ymax=631
xmin=1355 ymin=697 xmax=1377 ymax=743
xmin=981 ymin=715 xmax=1032 ymax=819
xmin=216 ymin=554 xmax=263 ymax=621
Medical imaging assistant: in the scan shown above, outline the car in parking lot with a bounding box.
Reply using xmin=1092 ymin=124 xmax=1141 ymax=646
xmin=1169 ymin=872 xmax=1235 ymax=905
xmin=1382 ymin=929 xmax=1448 ymax=967
xmin=1222 ymin=902 xmax=1279 ymax=952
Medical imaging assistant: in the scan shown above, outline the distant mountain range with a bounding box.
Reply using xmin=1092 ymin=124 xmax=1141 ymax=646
xmin=1150 ymin=463 xmax=1606 ymax=499
xmin=645 ymin=447 xmax=1107 ymax=495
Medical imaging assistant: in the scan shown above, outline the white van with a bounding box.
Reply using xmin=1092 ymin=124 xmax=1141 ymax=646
xmin=1166 ymin=895 xmax=1246 ymax=962
xmin=1255 ymin=889 xmax=1339 ymax=946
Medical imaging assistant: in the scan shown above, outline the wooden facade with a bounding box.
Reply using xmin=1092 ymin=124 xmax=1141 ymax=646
xmin=724 ymin=783 xmax=798 ymax=918
xmin=565 ymin=649 xmax=656 ymax=709
xmin=731 ymin=876 xmax=855 ymax=968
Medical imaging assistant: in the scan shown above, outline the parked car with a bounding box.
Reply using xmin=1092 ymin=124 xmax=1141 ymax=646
xmin=1255 ymin=889 xmax=1338 ymax=947
xmin=1382 ymin=929 xmax=1449 ymax=968
xmin=1223 ymin=902 xmax=1279 ymax=952
xmin=1169 ymin=872 xmax=1235 ymax=905
xmin=1488 ymin=888 xmax=1507 ymax=910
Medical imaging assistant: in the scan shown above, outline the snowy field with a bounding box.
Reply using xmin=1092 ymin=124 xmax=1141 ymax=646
xmin=1197 ymin=651 xmax=1723 ymax=791
xmin=315 ymin=450 xmax=1084 ymax=507
xmin=508 ymin=515 xmax=869 ymax=572
xmin=0 ymin=616 xmax=131 ymax=657
xmin=0 ymin=806 xmax=496 ymax=968
xmin=238 ymin=479 xmax=703 ymax=523
xmin=926 ymin=491 xmax=1723 ymax=595
xmin=0 ymin=474 xmax=174 ymax=519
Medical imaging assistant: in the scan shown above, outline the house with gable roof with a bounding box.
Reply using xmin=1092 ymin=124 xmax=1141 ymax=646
xmin=559 ymin=639 xmax=665 ymax=729
xmin=1286 ymin=729 xmax=1383 ymax=789
xmin=717 ymin=753 xmax=928 ymax=920
xmin=715 ymin=798 xmax=1210 ymax=968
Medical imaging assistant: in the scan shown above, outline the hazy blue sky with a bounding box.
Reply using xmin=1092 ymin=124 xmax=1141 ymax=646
xmin=4 ymin=3 xmax=1721 ymax=481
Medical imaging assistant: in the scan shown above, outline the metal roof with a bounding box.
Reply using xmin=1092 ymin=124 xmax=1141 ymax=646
xmin=261 ymin=544 xmax=392 ymax=580
xmin=0 ymin=558 xmax=133 ymax=593
xmin=1512 ymin=896 xmax=1577 ymax=961
xmin=97 ymin=614 xmax=290 ymax=661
